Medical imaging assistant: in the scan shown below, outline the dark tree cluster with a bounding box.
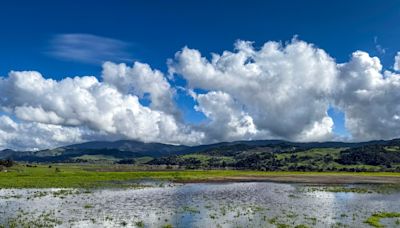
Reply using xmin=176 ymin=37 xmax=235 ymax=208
xmin=117 ymin=159 xmax=136 ymax=164
xmin=148 ymin=156 xmax=203 ymax=169
xmin=234 ymin=152 xmax=279 ymax=171
xmin=0 ymin=159 xmax=14 ymax=167
xmin=338 ymin=145 xmax=400 ymax=166
xmin=148 ymin=142 xmax=400 ymax=172
xmin=199 ymin=144 xmax=254 ymax=157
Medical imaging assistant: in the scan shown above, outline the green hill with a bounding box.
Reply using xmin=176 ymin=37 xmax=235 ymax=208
xmin=149 ymin=140 xmax=400 ymax=172
xmin=1 ymin=139 xmax=400 ymax=171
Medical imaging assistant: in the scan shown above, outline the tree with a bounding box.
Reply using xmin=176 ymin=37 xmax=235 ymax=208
xmin=0 ymin=158 xmax=14 ymax=167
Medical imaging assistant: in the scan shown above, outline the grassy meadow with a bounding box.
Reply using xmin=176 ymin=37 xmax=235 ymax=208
xmin=1 ymin=164 xmax=400 ymax=188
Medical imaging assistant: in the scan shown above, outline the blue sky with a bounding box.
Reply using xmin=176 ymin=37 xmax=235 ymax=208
xmin=1 ymin=0 xmax=400 ymax=146
xmin=1 ymin=0 xmax=399 ymax=75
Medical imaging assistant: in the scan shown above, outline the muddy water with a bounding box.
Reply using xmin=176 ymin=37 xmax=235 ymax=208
xmin=1 ymin=182 xmax=400 ymax=227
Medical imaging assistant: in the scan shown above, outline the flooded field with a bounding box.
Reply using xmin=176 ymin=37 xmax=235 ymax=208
xmin=1 ymin=182 xmax=400 ymax=227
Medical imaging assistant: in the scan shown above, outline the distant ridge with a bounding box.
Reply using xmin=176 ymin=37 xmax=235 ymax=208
xmin=0 ymin=138 xmax=399 ymax=163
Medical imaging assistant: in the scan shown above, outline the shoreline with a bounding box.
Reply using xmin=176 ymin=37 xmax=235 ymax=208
xmin=176 ymin=174 xmax=400 ymax=184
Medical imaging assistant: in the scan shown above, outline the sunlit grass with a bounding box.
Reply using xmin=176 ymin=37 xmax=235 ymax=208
xmin=0 ymin=164 xmax=399 ymax=188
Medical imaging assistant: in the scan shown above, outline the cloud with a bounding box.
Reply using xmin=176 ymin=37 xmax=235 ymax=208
xmin=48 ymin=34 xmax=132 ymax=64
xmin=395 ymin=52 xmax=400 ymax=71
xmin=0 ymin=115 xmax=86 ymax=151
xmin=373 ymin=36 xmax=387 ymax=55
xmin=1 ymin=38 xmax=400 ymax=150
xmin=102 ymin=61 xmax=179 ymax=117
xmin=335 ymin=51 xmax=400 ymax=141
xmin=170 ymin=39 xmax=400 ymax=143
xmin=194 ymin=91 xmax=261 ymax=142
xmin=169 ymin=39 xmax=337 ymax=142
xmin=0 ymin=64 xmax=204 ymax=150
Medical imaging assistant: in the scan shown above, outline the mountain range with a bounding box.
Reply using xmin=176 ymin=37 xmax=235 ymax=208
xmin=1 ymin=138 xmax=399 ymax=165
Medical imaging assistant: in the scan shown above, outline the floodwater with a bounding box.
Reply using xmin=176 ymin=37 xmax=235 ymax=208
xmin=1 ymin=182 xmax=400 ymax=227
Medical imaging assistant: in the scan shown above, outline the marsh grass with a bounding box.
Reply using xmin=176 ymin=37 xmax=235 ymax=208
xmin=364 ymin=212 xmax=400 ymax=227
xmin=303 ymin=184 xmax=400 ymax=194
xmin=83 ymin=204 xmax=93 ymax=209
xmin=1 ymin=164 xmax=400 ymax=188
xmin=182 ymin=206 xmax=200 ymax=214
xmin=134 ymin=220 xmax=144 ymax=227
xmin=5 ymin=211 xmax=62 ymax=228
xmin=294 ymin=225 xmax=309 ymax=228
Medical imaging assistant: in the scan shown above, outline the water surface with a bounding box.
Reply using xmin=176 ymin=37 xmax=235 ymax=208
xmin=1 ymin=182 xmax=399 ymax=227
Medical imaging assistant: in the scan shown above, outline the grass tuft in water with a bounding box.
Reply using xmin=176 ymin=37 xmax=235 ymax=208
xmin=83 ymin=204 xmax=93 ymax=209
xmin=134 ymin=220 xmax=144 ymax=227
xmin=364 ymin=212 xmax=400 ymax=227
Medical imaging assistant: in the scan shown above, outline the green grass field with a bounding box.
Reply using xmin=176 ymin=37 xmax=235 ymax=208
xmin=1 ymin=164 xmax=400 ymax=188
xmin=275 ymin=148 xmax=387 ymax=171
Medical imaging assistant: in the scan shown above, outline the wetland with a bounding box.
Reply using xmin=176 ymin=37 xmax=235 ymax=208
xmin=1 ymin=181 xmax=400 ymax=227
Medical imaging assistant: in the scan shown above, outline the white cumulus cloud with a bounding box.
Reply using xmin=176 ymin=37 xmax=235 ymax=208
xmin=335 ymin=51 xmax=400 ymax=141
xmin=0 ymin=64 xmax=204 ymax=150
xmin=194 ymin=91 xmax=261 ymax=142
xmin=102 ymin=61 xmax=178 ymax=117
xmin=1 ymin=38 xmax=400 ymax=150
xmin=0 ymin=115 xmax=86 ymax=151
xmin=169 ymin=39 xmax=338 ymax=142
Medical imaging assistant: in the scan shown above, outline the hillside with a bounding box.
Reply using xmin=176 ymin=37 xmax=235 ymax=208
xmin=0 ymin=140 xmax=189 ymax=163
xmin=149 ymin=139 xmax=400 ymax=172
xmin=1 ymin=139 xmax=400 ymax=171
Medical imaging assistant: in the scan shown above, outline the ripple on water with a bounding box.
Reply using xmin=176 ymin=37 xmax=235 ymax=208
xmin=1 ymin=182 xmax=400 ymax=227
